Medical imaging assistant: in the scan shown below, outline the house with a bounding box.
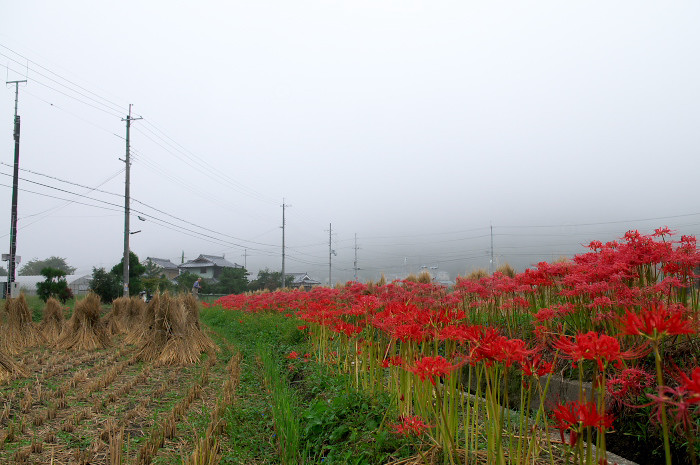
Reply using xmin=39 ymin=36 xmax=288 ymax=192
xmin=11 ymin=274 xmax=92 ymax=296
xmin=179 ymin=254 xmax=242 ymax=280
xmin=287 ymin=272 xmax=322 ymax=291
xmin=144 ymin=257 xmax=180 ymax=280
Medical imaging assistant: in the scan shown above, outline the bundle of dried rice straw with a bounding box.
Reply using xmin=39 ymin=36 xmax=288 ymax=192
xmin=40 ymin=297 xmax=66 ymax=343
xmin=137 ymin=293 xmax=202 ymax=365
xmin=180 ymin=293 xmax=217 ymax=354
xmin=0 ymin=349 xmax=25 ymax=384
xmin=56 ymin=292 xmax=110 ymax=350
xmin=123 ymin=294 xmax=156 ymax=347
xmin=1 ymin=294 xmax=45 ymax=354
xmin=104 ymin=296 xmax=129 ymax=336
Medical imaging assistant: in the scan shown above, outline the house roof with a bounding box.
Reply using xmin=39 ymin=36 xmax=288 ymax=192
xmin=179 ymin=254 xmax=241 ymax=269
xmin=288 ymin=272 xmax=321 ymax=285
xmin=145 ymin=257 xmax=179 ymax=270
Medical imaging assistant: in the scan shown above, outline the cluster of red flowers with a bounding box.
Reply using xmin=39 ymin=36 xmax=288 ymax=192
xmin=552 ymin=400 xmax=614 ymax=446
xmin=389 ymin=415 xmax=431 ymax=437
xmin=407 ymin=356 xmax=459 ymax=386
xmin=211 ymin=228 xmax=699 ymax=456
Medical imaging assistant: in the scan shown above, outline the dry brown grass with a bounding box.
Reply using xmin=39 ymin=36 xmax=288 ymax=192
xmin=465 ymin=268 xmax=488 ymax=280
xmin=417 ymin=270 xmax=433 ymax=284
xmin=40 ymin=297 xmax=65 ymax=343
xmin=56 ymin=293 xmax=110 ymax=351
xmin=1 ymin=294 xmax=45 ymax=354
xmin=496 ymin=262 xmax=517 ymax=278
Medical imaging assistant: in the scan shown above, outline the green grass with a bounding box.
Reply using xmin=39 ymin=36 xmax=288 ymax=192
xmin=200 ymin=307 xmax=414 ymax=465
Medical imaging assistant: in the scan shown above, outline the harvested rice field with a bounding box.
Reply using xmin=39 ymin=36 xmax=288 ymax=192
xmin=0 ymin=293 xmax=242 ymax=465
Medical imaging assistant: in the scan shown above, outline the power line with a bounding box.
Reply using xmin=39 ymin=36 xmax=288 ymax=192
xmin=0 ymin=44 xmax=128 ymax=114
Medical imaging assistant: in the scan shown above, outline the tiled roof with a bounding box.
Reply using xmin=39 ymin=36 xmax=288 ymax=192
xmin=146 ymin=257 xmax=179 ymax=270
xmin=288 ymin=272 xmax=321 ymax=285
xmin=179 ymin=254 xmax=241 ymax=269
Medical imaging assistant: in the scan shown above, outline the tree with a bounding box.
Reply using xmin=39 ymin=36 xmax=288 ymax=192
xmin=174 ymin=271 xmax=202 ymax=294
xmin=141 ymin=260 xmax=173 ymax=294
xmin=210 ymin=267 xmax=249 ymax=295
xmin=36 ymin=267 xmax=74 ymax=303
xmin=110 ymin=251 xmax=146 ymax=296
xmin=248 ymin=268 xmax=293 ymax=292
xmin=19 ymin=256 xmax=76 ymax=276
xmin=89 ymin=267 xmax=121 ymax=303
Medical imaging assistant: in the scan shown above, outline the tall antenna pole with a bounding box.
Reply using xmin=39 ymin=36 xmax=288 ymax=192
xmin=6 ymin=79 xmax=26 ymax=298
xmin=121 ymin=105 xmax=141 ymax=297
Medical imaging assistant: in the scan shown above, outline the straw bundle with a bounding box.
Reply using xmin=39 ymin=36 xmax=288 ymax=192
xmin=40 ymin=297 xmax=65 ymax=343
xmin=0 ymin=349 xmax=25 ymax=384
xmin=56 ymin=293 xmax=110 ymax=350
xmin=138 ymin=293 xmax=200 ymax=365
xmin=1 ymin=294 xmax=45 ymax=354
xmin=123 ymin=294 xmax=157 ymax=347
xmin=180 ymin=294 xmax=217 ymax=353
xmin=104 ymin=296 xmax=129 ymax=336
xmin=125 ymin=296 xmax=145 ymax=328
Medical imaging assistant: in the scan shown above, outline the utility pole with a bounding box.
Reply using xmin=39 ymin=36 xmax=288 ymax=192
xmin=5 ymin=80 xmax=26 ymax=298
xmin=328 ymin=223 xmax=332 ymax=286
xmin=242 ymin=249 xmax=247 ymax=269
xmin=121 ymin=105 xmax=141 ymax=297
xmin=353 ymin=233 xmax=360 ymax=282
xmin=490 ymin=224 xmax=494 ymax=275
xmin=281 ymin=199 xmax=290 ymax=288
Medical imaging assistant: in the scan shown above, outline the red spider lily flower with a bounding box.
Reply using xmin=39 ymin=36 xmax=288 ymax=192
xmin=652 ymin=226 xmax=674 ymax=237
xmin=381 ymin=359 xmax=390 ymax=368
xmin=390 ymin=415 xmax=431 ymax=437
xmin=679 ymin=367 xmax=700 ymax=404
xmin=534 ymin=307 xmax=557 ymax=322
xmin=647 ymin=384 xmax=699 ymax=432
xmin=552 ymin=400 xmax=614 ymax=446
xmin=619 ymin=303 xmax=695 ymax=340
xmin=407 ymin=356 xmax=458 ymax=386
xmin=521 ymin=353 xmax=554 ymax=378
xmin=286 ymin=351 xmax=299 ymax=359
xmin=554 ymin=331 xmax=641 ymax=370
xmin=297 ymin=325 xmax=308 ymax=331
xmin=607 ymin=368 xmax=654 ymax=402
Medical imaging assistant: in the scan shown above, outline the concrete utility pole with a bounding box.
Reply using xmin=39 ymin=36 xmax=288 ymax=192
xmin=281 ymin=200 xmax=290 ymax=288
xmin=328 ymin=223 xmax=336 ymax=286
xmin=6 ymin=79 xmax=26 ymax=298
xmin=490 ymin=224 xmax=494 ymax=275
xmin=121 ymin=105 xmax=141 ymax=297
xmin=353 ymin=233 xmax=360 ymax=282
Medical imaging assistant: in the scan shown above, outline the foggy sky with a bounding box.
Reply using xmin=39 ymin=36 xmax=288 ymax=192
xmin=1 ymin=1 xmax=699 ymax=284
